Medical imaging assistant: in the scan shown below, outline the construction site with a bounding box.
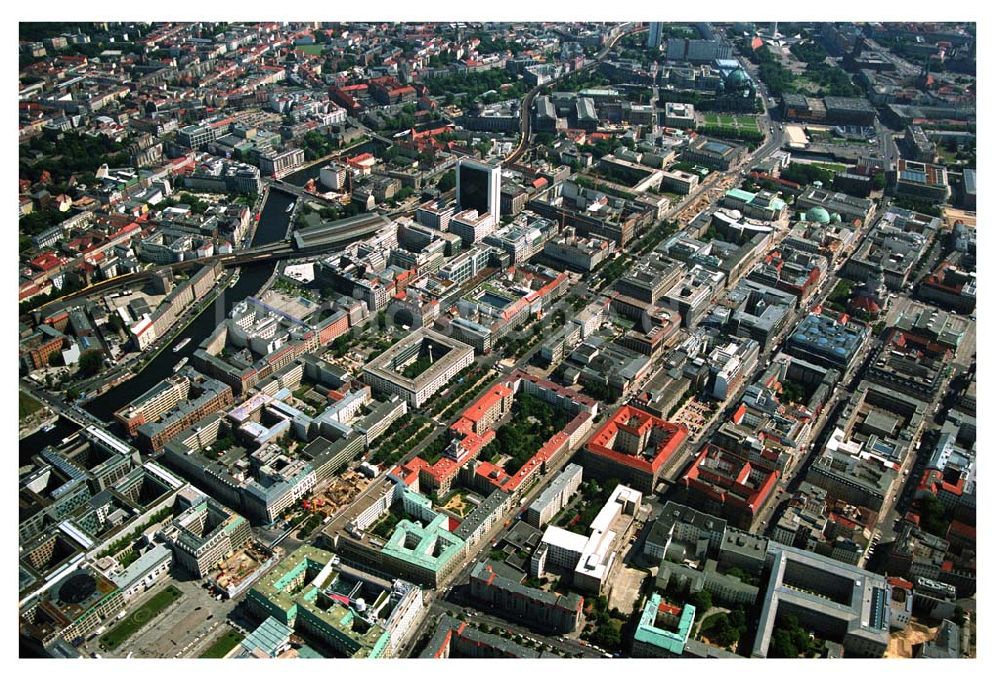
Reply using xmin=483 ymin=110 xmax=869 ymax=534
xmin=674 ymin=170 xmax=743 ymax=225
xmin=671 ymin=398 xmax=713 ymax=437
xmin=210 ymin=541 xmax=280 ymax=599
xmin=306 ymin=468 xmax=374 ymax=520
xmin=886 ymin=620 xmax=940 ymax=659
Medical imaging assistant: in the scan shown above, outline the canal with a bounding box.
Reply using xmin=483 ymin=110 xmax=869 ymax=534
xmin=19 ymin=189 xmax=299 ymax=658
xmin=81 ymin=189 xmax=297 ymax=423
xmin=19 ymin=415 xmax=80 ymax=467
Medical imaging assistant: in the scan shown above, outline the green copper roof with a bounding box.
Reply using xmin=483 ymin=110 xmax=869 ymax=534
xmin=381 ymin=513 xmax=466 ymax=574
xmin=633 ymin=593 xmax=696 ymax=656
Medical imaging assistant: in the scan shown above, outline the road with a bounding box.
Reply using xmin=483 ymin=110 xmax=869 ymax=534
xmin=20 ymin=379 xmax=105 ymax=431
xmin=658 ymin=196 xmax=893 ymax=534
xmin=877 ymin=121 xmax=901 ymax=169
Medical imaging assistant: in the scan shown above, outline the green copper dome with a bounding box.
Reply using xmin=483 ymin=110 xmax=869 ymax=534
xmin=806 ymin=206 xmax=831 ymax=224
xmin=726 ymin=69 xmax=750 ymax=88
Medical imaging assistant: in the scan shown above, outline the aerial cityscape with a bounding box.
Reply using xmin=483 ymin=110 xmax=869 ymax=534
xmin=18 ymin=19 xmax=977 ymax=660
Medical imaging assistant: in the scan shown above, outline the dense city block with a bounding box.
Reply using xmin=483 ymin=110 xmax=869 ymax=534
xmin=18 ymin=19 xmax=975 ymax=660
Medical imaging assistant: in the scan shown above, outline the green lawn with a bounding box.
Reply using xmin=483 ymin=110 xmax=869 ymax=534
xmin=19 ymin=392 xmax=43 ymax=420
xmin=370 ymin=507 xmax=406 ymax=540
xmin=401 ymin=354 xmax=435 ymax=379
xmin=99 ymin=585 xmax=183 ymax=651
xmin=702 ymin=113 xmax=733 ymax=126
xmin=937 ymin=148 xmax=958 ymax=165
xmin=812 ymin=162 xmax=849 ymax=173
xmin=199 ymin=629 xmax=244 ymax=658
xmin=434 ymin=487 xmax=470 ymax=507
xmin=670 ymin=161 xmax=712 ymax=177
xmin=702 ymin=113 xmax=759 ymax=130
xmin=296 ymin=44 xmax=325 ymax=55
xmin=792 ymin=76 xmax=821 ymax=93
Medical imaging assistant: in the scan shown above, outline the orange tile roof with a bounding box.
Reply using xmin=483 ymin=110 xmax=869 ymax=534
xmin=887 ymin=576 xmax=913 ymax=590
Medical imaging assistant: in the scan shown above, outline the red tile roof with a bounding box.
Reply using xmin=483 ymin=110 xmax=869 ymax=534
xmin=30 ymin=252 xmax=64 ymax=272
xmin=681 ymin=443 xmax=780 ymax=515
xmin=585 ymin=405 xmax=688 ymax=475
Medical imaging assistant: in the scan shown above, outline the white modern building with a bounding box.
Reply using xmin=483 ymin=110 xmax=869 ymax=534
xmin=524 ymin=463 xmax=583 ymax=528
xmin=708 ymin=338 xmax=761 ymax=401
xmin=532 ymin=484 xmax=642 ymax=593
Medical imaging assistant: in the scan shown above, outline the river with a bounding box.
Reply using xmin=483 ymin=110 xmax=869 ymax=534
xmin=282 ymin=139 xmax=386 ymax=187
xmin=21 ymin=190 xmax=295 ymax=458
xmin=82 ymin=189 xmax=296 ymax=421
xmin=19 ymin=415 xmax=81 ymax=467
xmin=17 ymin=190 xmax=297 ymax=658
